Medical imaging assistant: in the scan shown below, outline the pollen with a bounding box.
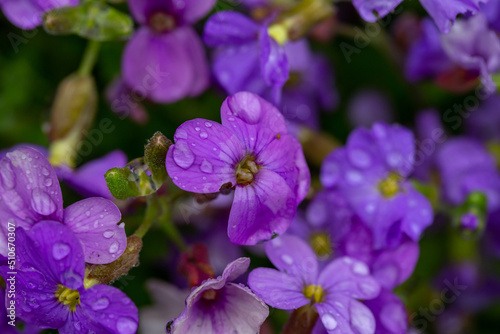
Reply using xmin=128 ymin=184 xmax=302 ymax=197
xmin=267 ymin=24 xmax=288 ymax=45
xmin=236 ymin=156 xmax=260 ymax=185
xmin=55 ymin=284 xmax=80 ymax=312
xmin=378 ymin=173 xmax=401 ymax=198
xmin=303 ymin=284 xmax=325 ymax=304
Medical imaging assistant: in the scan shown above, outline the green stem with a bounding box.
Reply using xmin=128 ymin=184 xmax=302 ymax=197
xmin=133 ymin=196 xmax=158 ymax=238
xmin=78 ymin=40 xmax=101 ymax=76
xmin=159 ymin=199 xmax=187 ymax=251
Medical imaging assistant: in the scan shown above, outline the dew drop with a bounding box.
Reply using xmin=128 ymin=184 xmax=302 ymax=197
xmin=200 ymin=159 xmax=213 ymax=174
xmin=346 ymin=170 xmax=363 ymax=185
xmin=94 ymin=220 xmax=99 ymax=228
xmin=109 ymin=241 xmax=119 ymax=254
xmin=173 ymin=141 xmax=195 ymax=169
xmin=92 ymin=297 xmax=110 ymax=311
xmin=349 ymin=149 xmax=371 ymax=168
xmin=0 ymin=160 xmax=16 ymax=190
xmin=44 ymin=178 xmax=53 ymax=187
xmin=103 ymin=230 xmax=114 ymax=239
xmin=199 ymin=132 xmax=208 ymax=139
xmin=228 ymin=117 xmax=235 ymax=121
xmin=42 ymin=168 xmax=50 ymax=176
xmin=86 ymin=211 xmax=91 ymax=217
xmin=281 ymin=254 xmax=293 ymax=265
xmin=322 ymin=313 xmax=338 ymax=330
xmin=30 ymin=188 xmax=57 ymax=216
xmin=204 ymin=121 xmax=212 ymax=128
xmin=175 ymin=128 xmax=188 ymax=140
xmin=195 ymin=127 xmax=201 ymax=132
xmin=352 ymin=262 xmax=369 ymax=275
xmin=52 ymin=242 xmax=70 ymax=260
xmin=74 ymin=322 xmax=81 ymax=331
xmin=116 ymin=317 xmax=138 ymax=334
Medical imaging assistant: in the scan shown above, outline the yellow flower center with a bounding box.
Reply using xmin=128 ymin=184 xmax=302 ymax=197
xmin=378 ymin=173 xmax=401 ymax=198
xmin=267 ymin=23 xmax=289 ymax=45
xmin=303 ymin=284 xmax=325 ymax=304
xmin=309 ymin=232 xmax=332 ymax=259
xmin=236 ymin=156 xmax=260 ymax=186
xmin=55 ymin=284 xmax=80 ymax=312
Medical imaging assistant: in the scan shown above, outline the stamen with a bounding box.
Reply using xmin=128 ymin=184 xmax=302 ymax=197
xmin=378 ymin=173 xmax=401 ymax=198
xmin=55 ymin=284 xmax=80 ymax=312
xmin=309 ymin=232 xmax=332 ymax=258
xmin=236 ymin=156 xmax=261 ymax=185
xmin=303 ymin=284 xmax=325 ymax=303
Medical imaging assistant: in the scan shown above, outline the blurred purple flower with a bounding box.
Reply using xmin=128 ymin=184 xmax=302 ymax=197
xmin=320 ymin=123 xmax=433 ymax=248
xmin=0 ymin=145 xmax=127 ymax=199
xmin=248 ymin=235 xmax=381 ymax=333
xmin=0 ymin=147 xmax=127 ymax=263
xmin=166 ymin=92 xmax=310 ymax=245
xmin=481 ymin=0 xmax=500 ymax=32
xmin=280 ymin=40 xmax=338 ymax=128
xmin=203 ymin=10 xmax=289 ymax=103
xmin=0 ymin=221 xmax=138 ymax=333
xmin=105 ymin=77 xmax=149 ymax=124
xmin=435 ymin=137 xmax=500 ymax=212
xmin=466 ymin=94 xmax=500 ymax=142
xmin=353 ymin=0 xmax=488 ymax=33
xmin=169 ymin=257 xmax=269 ymax=334
xmin=364 ymin=288 xmax=408 ymax=334
xmin=0 ymin=0 xmax=78 ymax=30
xmin=122 ymin=0 xmax=215 ymax=103
xmin=140 ymin=280 xmax=189 ymax=334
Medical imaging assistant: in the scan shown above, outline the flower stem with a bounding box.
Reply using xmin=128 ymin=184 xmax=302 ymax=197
xmin=159 ymin=198 xmax=187 ymax=251
xmin=133 ymin=196 xmax=158 ymax=238
xmin=78 ymin=39 xmax=101 ymax=76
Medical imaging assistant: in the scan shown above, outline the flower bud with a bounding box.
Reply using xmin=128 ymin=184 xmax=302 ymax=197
xmin=85 ymin=235 xmax=143 ymax=287
xmin=453 ymin=191 xmax=487 ymax=237
xmin=144 ymin=132 xmax=172 ymax=188
xmin=48 ymin=74 xmax=97 ymax=168
xmin=43 ymin=2 xmax=133 ymax=41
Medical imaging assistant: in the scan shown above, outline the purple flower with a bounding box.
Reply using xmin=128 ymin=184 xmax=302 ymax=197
xmin=105 ymin=77 xmax=149 ymax=124
xmin=280 ymin=40 xmax=338 ymax=128
xmin=248 ymin=235 xmax=381 ymax=333
xmin=435 ymin=137 xmax=500 ymax=212
xmin=353 ymin=0 xmax=488 ymax=33
xmin=466 ymin=94 xmax=500 ymax=142
xmin=291 ymin=190 xmax=420 ymax=290
xmin=203 ymin=11 xmax=289 ymax=103
xmin=0 ymin=0 xmax=78 ymax=30
xmin=481 ymin=0 xmax=500 ymax=32
xmin=165 ymin=92 xmax=310 ymax=245
xmin=58 ymin=150 xmax=128 ymax=199
xmin=0 ymin=145 xmax=127 ymax=199
xmin=122 ymin=0 xmax=215 ymax=103
xmin=1 ymin=221 xmax=138 ymax=333
xmin=320 ymin=123 xmax=433 ymax=248
xmin=441 ymin=14 xmax=500 ymax=93
xmin=364 ymin=289 xmax=408 ymax=334
xmin=168 ymin=257 xmax=269 ymax=334
xmin=0 ymin=147 xmax=127 ymax=263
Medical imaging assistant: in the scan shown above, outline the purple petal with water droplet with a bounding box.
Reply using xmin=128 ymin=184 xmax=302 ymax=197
xmin=64 ymin=198 xmax=126 ymax=264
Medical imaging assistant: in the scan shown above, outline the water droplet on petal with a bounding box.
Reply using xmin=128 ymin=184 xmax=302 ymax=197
xmin=173 ymin=141 xmax=195 ymax=169
xmin=349 ymin=149 xmax=371 ymax=168
xmin=74 ymin=322 xmax=81 ymax=331
xmin=200 ymin=159 xmax=213 ymax=174
xmin=52 ymin=242 xmax=70 ymax=260
xmin=86 ymin=211 xmax=91 ymax=217
xmin=359 ymin=282 xmax=377 ymax=295
xmin=21 ymin=154 xmax=27 ymax=160
xmin=42 ymin=168 xmax=50 ymax=176
xmin=199 ymin=132 xmax=208 ymax=139
xmin=116 ymin=317 xmax=138 ymax=334
xmin=352 ymin=262 xmax=369 ymax=275
xmin=30 ymin=188 xmax=57 ymax=216
xmin=94 ymin=220 xmax=99 ymax=228
xmin=346 ymin=170 xmax=363 ymax=185
xmin=92 ymin=297 xmax=110 ymax=311
xmin=175 ymin=128 xmax=188 ymax=140
xmin=228 ymin=117 xmax=235 ymax=122
xmin=204 ymin=121 xmax=212 ymax=128
xmin=281 ymin=254 xmax=293 ymax=265
xmin=109 ymin=241 xmax=119 ymax=254
xmin=195 ymin=127 xmax=201 ymax=132
xmin=322 ymin=313 xmax=338 ymax=330
xmin=321 ymin=162 xmax=339 ymax=187
xmin=0 ymin=160 xmax=16 ymax=190
xmin=103 ymin=230 xmax=114 ymax=239
xmin=44 ymin=178 xmax=53 ymax=187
